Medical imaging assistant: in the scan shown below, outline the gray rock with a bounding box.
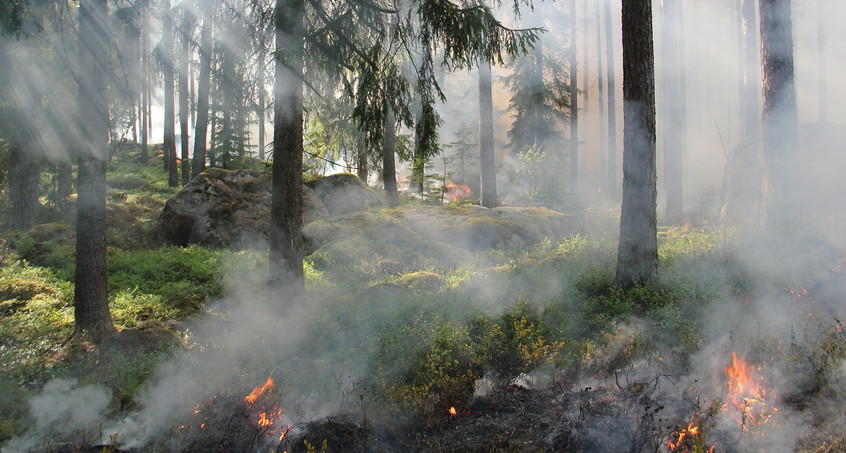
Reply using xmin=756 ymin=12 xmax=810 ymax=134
xmin=305 ymin=173 xmax=383 ymax=216
xmin=157 ymin=168 xmax=329 ymax=247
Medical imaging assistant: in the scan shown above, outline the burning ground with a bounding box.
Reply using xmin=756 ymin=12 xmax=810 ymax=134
xmin=4 ymin=198 xmax=846 ymax=452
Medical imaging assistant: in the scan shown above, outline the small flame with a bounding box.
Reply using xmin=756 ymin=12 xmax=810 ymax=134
xmin=667 ymin=421 xmax=715 ymax=453
xmin=245 ymin=374 xmax=275 ymax=405
xmin=448 ymin=406 xmax=457 ymax=416
xmin=444 ymin=181 xmax=471 ymax=202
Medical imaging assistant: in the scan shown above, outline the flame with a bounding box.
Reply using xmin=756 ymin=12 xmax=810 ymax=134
xmin=244 ymin=374 xmax=289 ymax=441
xmin=444 ymin=181 xmax=471 ymax=202
xmin=245 ymin=374 xmax=275 ymax=405
xmin=667 ymin=421 xmax=715 ymax=453
xmin=448 ymin=406 xmax=457 ymax=416
xmin=723 ymin=352 xmax=777 ymax=430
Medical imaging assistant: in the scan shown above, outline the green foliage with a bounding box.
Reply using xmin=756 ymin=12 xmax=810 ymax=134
xmin=108 ymin=245 xmax=223 ymax=316
xmin=470 ymin=301 xmax=561 ymax=379
xmin=377 ymin=316 xmax=479 ymax=419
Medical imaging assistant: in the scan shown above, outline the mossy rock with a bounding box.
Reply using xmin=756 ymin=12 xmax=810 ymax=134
xmin=0 ymin=278 xmax=57 ymax=302
xmin=22 ymin=223 xmax=73 ymax=243
xmin=305 ymin=173 xmax=383 ymax=216
xmin=398 ymin=271 xmax=443 ymax=292
xmin=0 ymin=278 xmax=57 ymax=315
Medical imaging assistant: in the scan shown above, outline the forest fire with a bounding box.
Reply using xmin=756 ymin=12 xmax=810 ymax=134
xmin=444 ymin=181 xmax=471 ymax=202
xmin=722 ymin=352 xmax=777 ymax=430
xmin=243 ymin=374 xmax=288 ymax=441
xmin=667 ymin=421 xmax=714 ymax=453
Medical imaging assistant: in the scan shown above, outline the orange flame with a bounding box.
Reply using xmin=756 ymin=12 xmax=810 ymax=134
xmin=444 ymin=181 xmax=471 ymax=202
xmin=448 ymin=406 xmax=457 ymax=416
xmin=245 ymin=374 xmax=275 ymax=405
xmin=723 ymin=352 xmax=777 ymax=429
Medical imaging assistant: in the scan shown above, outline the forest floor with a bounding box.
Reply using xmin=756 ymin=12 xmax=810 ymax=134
xmin=2 ymin=155 xmax=846 ymax=452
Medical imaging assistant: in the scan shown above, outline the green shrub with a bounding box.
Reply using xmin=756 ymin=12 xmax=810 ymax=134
xmin=108 ymin=245 xmax=222 ymax=316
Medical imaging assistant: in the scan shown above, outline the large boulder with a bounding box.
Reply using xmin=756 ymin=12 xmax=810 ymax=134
xmin=157 ymin=168 xmax=329 ymax=247
xmin=305 ymin=173 xmax=383 ymax=216
xmin=721 ymin=122 xmax=846 ymax=224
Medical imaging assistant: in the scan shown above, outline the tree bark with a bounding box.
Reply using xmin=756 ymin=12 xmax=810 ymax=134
xmin=569 ymin=0 xmax=579 ymax=190
xmin=269 ymin=0 xmax=306 ymax=296
xmin=816 ymin=0 xmax=827 ymax=122
xmin=739 ymin=0 xmax=761 ymax=138
xmin=759 ymin=0 xmax=798 ymax=229
xmin=257 ymin=53 xmax=267 ymax=161
xmin=661 ymin=0 xmax=684 ymax=223
xmin=604 ymin=0 xmax=618 ymax=194
xmin=192 ymin=1 xmax=212 ymax=179
xmin=383 ymin=107 xmax=399 ymax=207
xmin=596 ymin=1 xmax=607 ymax=188
xmin=162 ymin=0 xmax=178 ymax=186
xmin=357 ymin=132 xmax=368 ymax=183
xmin=178 ymin=12 xmax=191 ymax=186
xmin=479 ymin=59 xmax=498 ymax=208
xmin=75 ymin=0 xmax=115 ymax=338
xmin=615 ymin=0 xmax=658 ymax=287
xmin=8 ymin=145 xmax=40 ymax=230
xmin=140 ymin=0 xmax=150 ymax=163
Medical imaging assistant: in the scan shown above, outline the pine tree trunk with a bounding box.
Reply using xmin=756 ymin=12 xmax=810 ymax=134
xmin=740 ymin=0 xmax=760 ymax=138
xmin=662 ymin=0 xmax=684 ymax=223
xmin=383 ymin=107 xmax=399 ymax=207
xmin=596 ymin=1 xmax=607 ymax=189
xmin=75 ymin=0 xmax=114 ymax=338
xmin=357 ymin=132 xmax=368 ymax=183
xmin=816 ymin=0 xmax=827 ymax=122
xmin=615 ymin=0 xmax=658 ymax=287
xmin=582 ymin=0 xmax=589 ymax=132
xmin=8 ymin=145 xmax=40 ymax=230
xmin=604 ymin=0 xmax=618 ymax=194
xmin=569 ymin=0 xmax=579 ymax=190
xmin=479 ymin=59 xmax=498 ymax=208
xmin=140 ymin=0 xmax=150 ymax=163
xmin=759 ymin=0 xmax=798 ymax=228
xmin=258 ymin=53 xmax=266 ymax=161
xmin=192 ymin=1 xmax=212 ymax=179
xmin=178 ymin=13 xmax=191 ymax=186
xmin=57 ymin=160 xmax=73 ymax=209
xmin=162 ymin=0 xmax=178 ymax=186
xmin=269 ymin=0 xmax=306 ymax=296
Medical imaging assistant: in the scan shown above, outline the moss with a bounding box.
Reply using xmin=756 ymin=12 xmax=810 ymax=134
xmin=0 ymin=278 xmax=57 ymax=302
xmin=398 ymin=271 xmax=443 ymax=293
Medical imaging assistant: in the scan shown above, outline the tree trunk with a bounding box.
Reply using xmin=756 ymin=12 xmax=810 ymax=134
xmin=596 ymin=1 xmax=607 ymax=189
xmin=192 ymin=1 xmax=212 ymax=179
xmin=569 ymin=0 xmax=579 ymax=191
xmin=383 ymin=107 xmax=399 ymax=207
xmin=75 ymin=0 xmax=114 ymax=338
xmin=357 ymin=132 xmax=368 ymax=183
xmin=162 ymin=0 xmax=178 ymax=186
xmin=57 ymin=160 xmax=73 ymax=209
xmin=759 ymin=0 xmax=798 ymax=229
xmin=140 ymin=0 xmax=149 ymax=163
xmin=582 ymin=0 xmax=589 ymax=134
xmin=740 ymin=0 xmax=760 ymax=138
xmin=269 ymin=0 xmax=306 ymax=296
xmin=661 ymin=0 xmax=685 ymax=224
xmin=604 ymin=0 xmax=618 ymax=194
xmin=8 ymin=145 xmax=40 ymax=230
xmin=816 ymin=0 xmax=827 ymax=122
xmin=615 ymin=0 xmax=658 ymax=287
xmin=178 ymin=12 xmax=191 ymax=186
xmin=479 ymin=59 xmax=498 ymax=208
xmin=258 ymin=53 xmax=267 ymax=161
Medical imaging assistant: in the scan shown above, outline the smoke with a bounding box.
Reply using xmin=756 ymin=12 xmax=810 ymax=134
xmin=1 ymin=379 xmax=111 ymax=453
